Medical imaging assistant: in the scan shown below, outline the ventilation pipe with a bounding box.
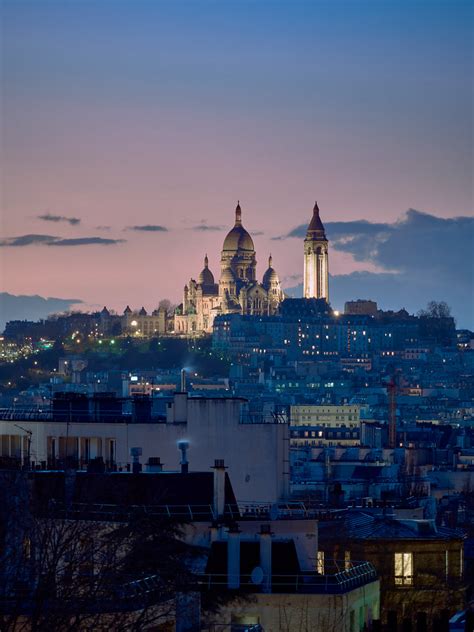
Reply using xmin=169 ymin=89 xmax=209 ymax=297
xmin=227 ymin=525 xmax=241 ymax=589
xmin=212 ymin=459 xmax=226 ymax=518
xmin=259 ymin=524 xmax=272 ymax=593
xmin=130 ymin=447 xmax=142 ymax=474
xmin=178 ymin=441 xmax=189 ymax=474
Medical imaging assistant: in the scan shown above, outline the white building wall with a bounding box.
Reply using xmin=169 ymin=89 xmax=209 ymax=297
xmin=0 ymin=395 xmax=289 ymax=503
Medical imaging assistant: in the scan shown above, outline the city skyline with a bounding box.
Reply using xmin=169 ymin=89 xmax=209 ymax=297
xmin=1 ymin=0 xmax=473 ymax=327
xmin=1 ymin=4 xmax=474 ymax=629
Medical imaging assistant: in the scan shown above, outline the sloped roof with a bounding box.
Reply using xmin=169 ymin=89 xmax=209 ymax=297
xmin=318 ymin=510 xmax=463 ymax=542
xmin=306 ymin=202 xmax=327 ymax=240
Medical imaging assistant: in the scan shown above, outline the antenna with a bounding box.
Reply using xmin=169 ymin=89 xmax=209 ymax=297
xmin=14 ymin=424 xmax=32 ymax=469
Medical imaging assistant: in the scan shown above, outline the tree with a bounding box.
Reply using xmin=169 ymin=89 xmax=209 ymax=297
xmin=417 ymin=301 xmax=456 ymax=345
xmin=417 ymin=301 xmax=452 ymax=320
xmin=0 ymin=472 xmax=204 ymax=632
xmin=158 ymin=299 xmax=176 ymax=317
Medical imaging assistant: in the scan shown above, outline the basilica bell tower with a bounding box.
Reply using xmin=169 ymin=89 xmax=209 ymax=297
xmin=303 ymin=201 xmax=329 ymax=301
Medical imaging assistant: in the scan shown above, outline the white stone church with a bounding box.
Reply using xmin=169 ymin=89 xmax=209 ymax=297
xmin=174 ymin=201 xmax=329 ymax=335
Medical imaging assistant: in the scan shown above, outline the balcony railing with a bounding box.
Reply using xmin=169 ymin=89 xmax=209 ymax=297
xmin=105 ymin=560 xmax=378 ymax=599
xmin=200 ymin=561 xmax=378 ymax=594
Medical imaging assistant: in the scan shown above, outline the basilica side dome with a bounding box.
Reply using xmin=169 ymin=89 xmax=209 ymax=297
xmin=197 ymin=255 xmax=215 ymax=287
xmin=262 ymin=255 xmax=280 ymax=289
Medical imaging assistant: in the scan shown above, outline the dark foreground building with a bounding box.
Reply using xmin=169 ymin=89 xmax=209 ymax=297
xmin=0 ymin=464 xmax=379 ymax=632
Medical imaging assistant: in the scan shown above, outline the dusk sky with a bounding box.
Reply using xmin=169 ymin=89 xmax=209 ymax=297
xmin=1 ymin=1 xmax=473 ymax=326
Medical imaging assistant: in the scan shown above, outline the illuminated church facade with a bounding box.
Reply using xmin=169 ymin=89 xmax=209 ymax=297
xmin=174 ymin=201 xmax=328 ymax=335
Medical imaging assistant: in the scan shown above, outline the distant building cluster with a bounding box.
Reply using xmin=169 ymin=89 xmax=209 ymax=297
xmin=212 ymin=299 xmax=456 ymax=360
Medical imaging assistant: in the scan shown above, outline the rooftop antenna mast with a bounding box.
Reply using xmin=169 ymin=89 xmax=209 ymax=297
xmin=14 ymin=424 xmax=32 ymax=469
xmin=387 ymin=377 xmax=397 ymax=449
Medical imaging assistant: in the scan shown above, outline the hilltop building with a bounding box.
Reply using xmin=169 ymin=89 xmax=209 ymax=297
xmin=120 ymin=305 xmax=167 ymax=336
xmin=345 ymin=299 xmax=378 ymax=316
xmin=175 ymin=201 xmax=329 ymax=335
xmin=175 ymin=202 xmax=285 ymax=335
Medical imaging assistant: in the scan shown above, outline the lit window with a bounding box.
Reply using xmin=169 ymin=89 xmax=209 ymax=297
xmin=394 ymin=552 xmax=413 ymax=585
xmin=317 ymin=550 xmax=325 ymax=575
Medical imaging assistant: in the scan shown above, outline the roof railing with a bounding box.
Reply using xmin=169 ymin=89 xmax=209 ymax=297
xmin=45 ymin=500 xmax=348 ymax=522
xmin=198 ymin=562 xmax=378 ymax=594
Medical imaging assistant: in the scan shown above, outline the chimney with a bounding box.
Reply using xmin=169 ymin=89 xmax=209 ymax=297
xmin=227 ymin=525 xmax=241 ymax=589
xmin=209 ymin=521 xmax=219 ymax=543
xmin=130 ymin=447 xmax=142 ymax=474
xmin=64 ymin=468 xmax=77 ymax=509
xmin=259 ymin=524 xmax=272 ymax=593
xmin=212 ymin=459 xmax=227 ymax=518
xmin=180 ymin=368 xmax=187 ymax=393
xmin=178 ymin=441 xmax=189 ymax=474
xmin=175 ymin=591 xmax=201 ymax=632
xmin=172 ymin=392 xmax=188 ymax=423
xmin=146 ymin=456 xmax=163 ymax=473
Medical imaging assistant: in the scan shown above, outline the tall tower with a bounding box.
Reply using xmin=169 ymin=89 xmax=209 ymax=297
xmin=303 ymin=201 xmax=329 ymax=300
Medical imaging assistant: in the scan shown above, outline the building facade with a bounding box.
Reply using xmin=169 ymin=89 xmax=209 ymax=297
xmin=291 ymin=404 xmax=361 ymax=429
xmin=121 ymin=305 xmax=167 ymax=336
xmin=0 ymin=392 xmax=290 ymax=503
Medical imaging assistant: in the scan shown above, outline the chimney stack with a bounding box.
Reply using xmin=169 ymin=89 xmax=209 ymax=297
xmin=259 ymin=524 xmax=272 ymax=593
xmin=209 ymin=521 xmax=219 ymax=543
xmin=180 ymin=368 xmax=187 ymax=393
xmin=178 ymin=441 xmax=189 ymax=474
xmin=130 ymin=447 xmax=142 ymax=474
xmin=212 ymin=459 xmax=227 ymax=518
xmin=146 ymin=456 xmax=163 ymax=473
xmin=227 ymin=524 xmax=241 ymax=589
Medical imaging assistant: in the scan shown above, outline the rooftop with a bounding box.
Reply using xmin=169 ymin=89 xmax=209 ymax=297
xmin=318 ymin=510 xmax=464 ymax=541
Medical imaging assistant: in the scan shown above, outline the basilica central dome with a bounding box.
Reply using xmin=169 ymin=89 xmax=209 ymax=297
xmin=222 ymin=202 xmax=255 ymax=252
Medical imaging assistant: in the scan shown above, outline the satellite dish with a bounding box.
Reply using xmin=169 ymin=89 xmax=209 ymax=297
xmin=269 ymin=504 xmax=279 ymax=520
xmin=250 ymin=566 xmax=264 ymax=585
